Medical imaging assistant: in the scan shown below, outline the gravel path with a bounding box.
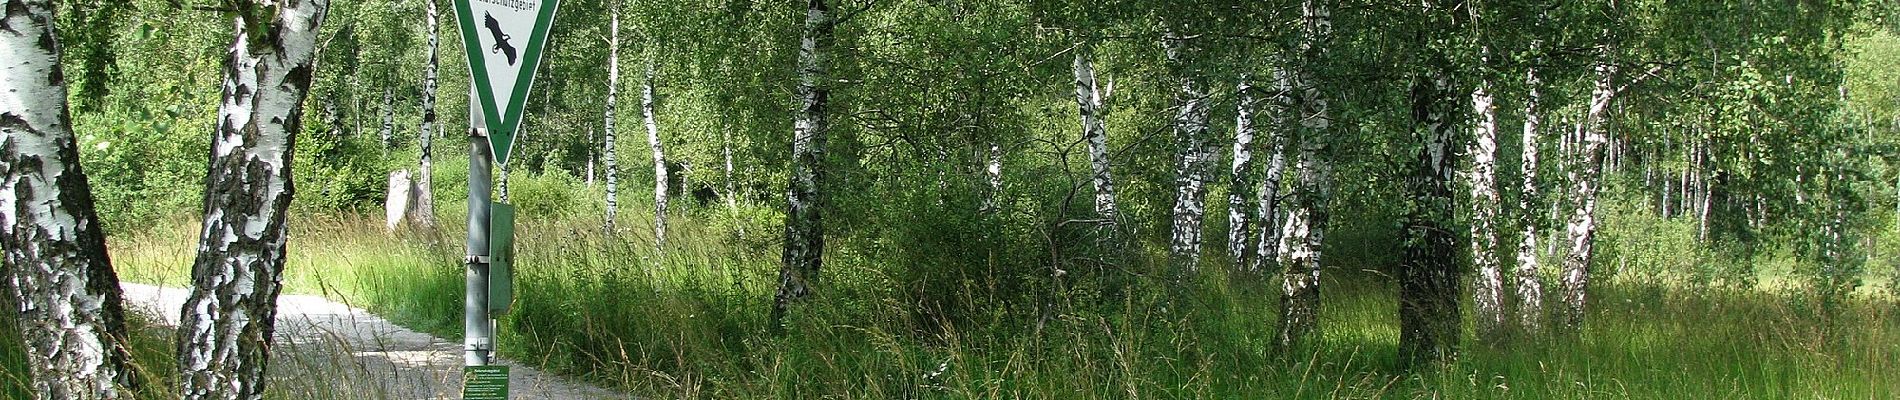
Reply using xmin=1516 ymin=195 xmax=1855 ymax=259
xmin=120 ymin=283 xmax=624 ymax=399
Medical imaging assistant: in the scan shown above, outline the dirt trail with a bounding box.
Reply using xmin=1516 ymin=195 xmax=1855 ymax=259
xmin=120 ymin=283 xmax=623 ymax=399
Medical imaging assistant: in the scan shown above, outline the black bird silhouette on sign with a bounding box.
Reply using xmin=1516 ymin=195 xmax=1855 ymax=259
xmin=483 ymin=12 xmax=518 ymax=65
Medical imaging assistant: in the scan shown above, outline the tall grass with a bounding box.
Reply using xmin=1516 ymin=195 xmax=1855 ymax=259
xmin=81 ymin=198 xmax=1899 ymax=399
xmin=3 ymin=185 xmax=1892 ymax=399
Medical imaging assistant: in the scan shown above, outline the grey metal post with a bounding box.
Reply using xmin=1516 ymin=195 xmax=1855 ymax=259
xmin=465 ymin=126 xmax=494 ymax=366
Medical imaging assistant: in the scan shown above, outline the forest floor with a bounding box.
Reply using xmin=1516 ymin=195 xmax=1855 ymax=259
xmin=118 ymin=283 xmax=623 ymax=399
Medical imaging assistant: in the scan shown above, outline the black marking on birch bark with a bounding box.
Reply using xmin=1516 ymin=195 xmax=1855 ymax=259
xmin=0 ymin=1 xmax=28 ymax=34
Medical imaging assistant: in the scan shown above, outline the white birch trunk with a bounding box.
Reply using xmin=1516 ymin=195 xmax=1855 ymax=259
xmin=379 ymin=87 xmax=394 ymax=150
xmin=1252 ymin=61 xmax=1293 ymax=273
xmin=1467 ymin=55 xmax=1504 ymax=338
xmin=603 ymin=6 xmax=621 ymax=233
xmin=723 ymin=124 xmax=736 ymax=208
xmin=1163 ymin=30 xmax=1214 ymax=275
xmin=1072 ymin=43 xmax=1118 ymax=223
xmin=176 ymin=1 xmax=328 ymax=399
xmin=1228 ymin=76 xmax=1258 ymax=270
xmin=643 ymin=60 xmax=667 ymax=250
xmin=1277 ymin=0 xmax=1332 ymax=348
xmin=773 ymin=0 xmax=832 ymax=326
xmin=1513 ymin=58 xmax=1546 ymax=333
xmin=411 ymin=0 xmax=439 ymax=230
xmin=1560 ymin=59 xmax=1617 ymax=333
xmin=1 ymin=1 xmax=136 ymax=396
xmin=982 ymin=141 xmax=1002 ymax=214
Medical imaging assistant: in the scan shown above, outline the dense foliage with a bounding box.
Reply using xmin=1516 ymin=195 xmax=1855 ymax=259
xmin=6 ymin=0 xmax=1900 ymax=397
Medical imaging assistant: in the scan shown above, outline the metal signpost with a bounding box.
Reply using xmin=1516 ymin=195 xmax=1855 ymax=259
xmin=452 ymin=0 xmax=558 ymax=397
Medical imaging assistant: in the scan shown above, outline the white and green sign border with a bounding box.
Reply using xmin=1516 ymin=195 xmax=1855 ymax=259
xmin=452 ymin=0 xmax=560 ymax=167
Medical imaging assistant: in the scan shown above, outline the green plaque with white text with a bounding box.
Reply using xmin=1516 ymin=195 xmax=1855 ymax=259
xmin=462 ymin=365 xmax=509 ymax=400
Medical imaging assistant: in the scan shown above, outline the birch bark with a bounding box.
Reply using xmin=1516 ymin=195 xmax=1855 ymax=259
xmin=1163 ymin=30 xmax=1214 ymax=276
xmin=1228 ymin=77 xmax=1258 ymax=270
xmin=1467 ymin=52 xmax=1503 ymax=338
xmin=603 ymin=4 xmax=621 ymax=232
xmin=1513 ymin=58 xmax=1546 ymax=332
xmin=1072 ymin=42 xmax=1118 ymax=223
xmin=1560 ymin=59 xmax=1617 ymax=333
xmin=1399 ymin=69 xmax=1461 ymax=365
xmin=643 ymin=60 xmax=667 ymax=250
xmin=1 ymin=1 xmax=137 ymax=396
xmin=176 ymin=1 xmax=328 ymax=398
xmin=411 ymin=0 xmax=439 ymax=230
xmin=1252 ymin=62 xmax=1293 ymax=273
xmin=773 ymin=0 xmax=833 ymax=327
xmin=1277 ymin=0 xmax=1333 ymax=348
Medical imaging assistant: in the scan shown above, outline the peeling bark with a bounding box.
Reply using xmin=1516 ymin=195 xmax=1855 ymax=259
xmin=175 ymin=1 xmax=328 ymax=399
xmin=1 ymin=1 xmax=136 ymax=396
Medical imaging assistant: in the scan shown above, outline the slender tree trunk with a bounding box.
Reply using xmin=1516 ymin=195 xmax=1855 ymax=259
xmin=982 ymin=141 xmax=1003 ymax=214
xmin=411 ymin=0 xmax=440 ymax=230
xmin=1072 ymin=42 xmax=1118 ymax=223
xmin=603 ymin=5 xmax=621 ymax=233
xmin=723 ymin=123 xmax=736 ymax=208
xmin=1560 ymin=59 xmax=1617 ymax=333
xmin=1513 ymin=58 xmax=1546 ymax=333
xmin=587 ymin=130 xmax=597 ymax=187
xmin=1466 ymin=52 xmax=1504 ymax=339
xmin=1163 ymin=29 xmax=1214 ymax=276
xmin=1399 ymin=67 xmax=1462 ymax=365
xmin=1276 ymin=0 xmax=1332 ymax=348
xmin=1252 ymin=62 xmax=1293 ymax=273
xmin=1 ymin=1 xmax=137 ymax=396
xmin=379 ymin=87 xmax=394 ymax=151
xmin=1228 ymin=76 xmax=1259 ymax=270
xmin=772 ymin=0 xmax=832 ymax=328
xmin=176 ymin=1 xmax=328 ymax=399
xmin=1696 ymin=128 xmax=1711 ymax=241
xmin=642 ymin=60 xmax=667 ymax=250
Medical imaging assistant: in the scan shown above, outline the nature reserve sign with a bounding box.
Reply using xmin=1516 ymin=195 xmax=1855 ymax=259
xmin=454 ymin=0 xmax=559 ymax=167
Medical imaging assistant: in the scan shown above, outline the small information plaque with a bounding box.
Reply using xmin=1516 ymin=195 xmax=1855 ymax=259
xmin=463 ymin=365 xmax=510 ymax=400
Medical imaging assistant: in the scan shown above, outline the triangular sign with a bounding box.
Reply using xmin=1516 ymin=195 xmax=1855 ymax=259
xmin=453 ymin=0 xmax=559 ymax=167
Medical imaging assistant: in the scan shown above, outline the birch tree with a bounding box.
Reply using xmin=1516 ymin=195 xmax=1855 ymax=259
xmin=773 ymin=0 xmax=833 ymax=327
xmin=1397 ymin=0 xmax=1465 ymax=365
xmin=1072 ymin=41 xmax=1118 ymax=224
xmin=1466 ymin=48 xmax=1504 ymax=338
xmin=1277 ymin=0 xmax=1333 ymax=348
xmin=175 ymin=1 xmax=328 ymax=398
xmin=411 ymin=0 xmax=439 ymax=230
xmin=1251 ymin=61 xmax=1292 ymax=273
xmin=643 ymin=59 xmax=668 ymax=249
xmin=1398 ymin=57 xmax=1462 ymax=367
xmin=1513 ymin=44 xmax=1546 ymax=333
xmin=1 ymin=0 xmax=137 ymax=396
xmin=1561 ymin=54 xmax=1617 ymax=333
xmin=1163 ymin=29 xmax=1214 ymax=276
xmin=1228 ymin=76 xmax=1259 ymax=270
xmin=603 ymin=1 xmax=622 ymax=233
